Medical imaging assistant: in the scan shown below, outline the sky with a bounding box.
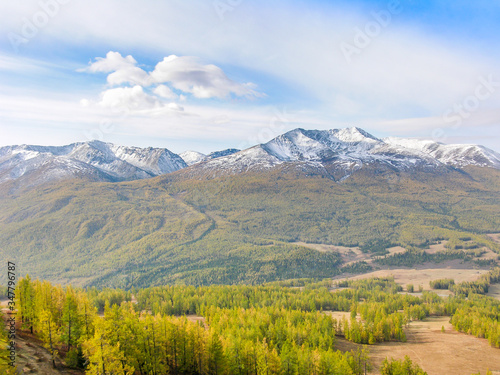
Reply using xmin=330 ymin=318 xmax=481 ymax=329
xmin=1 ymin=0 xmax=500 ymax=154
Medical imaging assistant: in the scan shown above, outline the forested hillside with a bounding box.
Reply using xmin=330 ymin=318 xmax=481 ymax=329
xmin=1 ymin=166 xmax=499 ymax=287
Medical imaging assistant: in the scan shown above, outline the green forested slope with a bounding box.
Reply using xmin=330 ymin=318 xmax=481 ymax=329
xmin=0 ymin=166 xmax=499 ymax=287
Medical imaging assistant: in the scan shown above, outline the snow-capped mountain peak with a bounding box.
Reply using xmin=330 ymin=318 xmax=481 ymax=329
xmin=2 ymin=127 xmax=499 ymax=187
xmin=182 ymin=127 xmax=500 ymax=180
xmin=0 ymin=140 xmax=187 ymax=187
xmin=383 ymin=137 xmax=500 ymax=168
xmin=180 ymin=151 xmax=206 ymax=166
xmin=329 ymin=127 xmax=381 ymax=144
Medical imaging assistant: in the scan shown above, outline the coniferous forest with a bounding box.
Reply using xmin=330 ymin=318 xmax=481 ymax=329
xmin=2 ymin=269 xmax=499 ymax=375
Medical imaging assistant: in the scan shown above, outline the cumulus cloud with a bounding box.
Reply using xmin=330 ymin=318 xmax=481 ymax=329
xmin=96 ymin=85 xmax=186 ymax=115
xmin=81 ymin=51 xmax=151 ymax=86
xmin=107 ymin=66 xmax=150 ymax=86
xmin=82 ymin=51 xmax=138 ymax=73
xmin=150 ymin=55 xmax=260 ymax=99
xmin=153 ymin=84 xmax=178 ymax=99
xmin=99 ymin=85 xmax=158 ymax=111
xmin=81 ymin=52 xmax=261 ymax=103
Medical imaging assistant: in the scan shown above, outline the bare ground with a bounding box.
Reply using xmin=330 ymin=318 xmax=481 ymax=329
xmin=185 ymin=314 xmax=208 ymax=329
xmin=297 ymin=239 xmax=499 ymax=277
xmin=423 ymin=241 xmax=449 ymax=254
xmin=488 ymin=284 xmax=500 ymax=301
xmin=1 ymin=300 xmax=82 ymax=375
xmin=323 ymin=311 xmax=362 ymax=323
xmin=335 ymin=316 xmax=500 ymax=375
xmin=292 ymin=242 xmax=372 ymax=267
xmin=487 ymin=233 xmax=500 ymax=244
xmin=332 ymin=264 xmax=489 ymax=292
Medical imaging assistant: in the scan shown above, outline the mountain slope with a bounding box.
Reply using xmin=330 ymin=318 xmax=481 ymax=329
xmin=1 ymin=164 xmax=499 ymax=288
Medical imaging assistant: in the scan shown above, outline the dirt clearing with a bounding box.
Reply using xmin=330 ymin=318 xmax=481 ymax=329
xmin=336 ymin=316 xmax=500 ymax=375
xmin=488 ymin=284 xmax=500 ymax=301
xmin=333 ymin=266 xmax=489 ymax=291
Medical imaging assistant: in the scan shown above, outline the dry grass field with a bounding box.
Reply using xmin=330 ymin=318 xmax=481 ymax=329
xmin=332 ymin=264 xmax=489 ymax=292
xmin=487 ymin=233 xmax=500 ymax=244
xmin=293 ymin=242 xmax=407 ymax=267
xmin=335 ymin=316 xmax=500 ymax=375
xmin=488 ymin=283 xmax=500 ymax=301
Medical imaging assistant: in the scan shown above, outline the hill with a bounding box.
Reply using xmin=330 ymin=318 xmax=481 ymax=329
xmin=1 ymin=162 xmax=499 ymax=288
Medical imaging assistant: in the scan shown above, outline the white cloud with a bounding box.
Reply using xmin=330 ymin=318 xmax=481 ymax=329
xmin=58 ymin=1 xmax=500 ymax=118
xmin=96 ymin=85 xmax=186 ymax=116
xmin=107 ymin=66 xmax=150 ymax=86
xmin=99 ymin=85 xmax=158 ymax=111
xmin=167 ymin=102 xmax=183 ymax=111
xmin=82 ymin=52 xmax=261 ymax=101
xmin=153 ymin=84 xmax=178 ymax=99
xmin=81 ymin=51 xmax=151 ymax=86
xmin=150 ymin=55 xmax=260 ymax=99
xmin=82 ymin=51 xmax=138 ymax=73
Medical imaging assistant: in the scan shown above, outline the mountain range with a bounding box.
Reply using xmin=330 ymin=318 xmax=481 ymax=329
xmin=1 ymin=127 xmax=499 ymax=190
xmin=1 ymin=127 xmax=499 ymax=288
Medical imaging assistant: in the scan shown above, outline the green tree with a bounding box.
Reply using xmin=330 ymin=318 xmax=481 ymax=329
xmin=83 ymin=324 xmax=134 ymax=375
xmin=381 ymin=356 xmax=427 ymax=375
xmin=207 ymin=331 xmax=225 ymax=375
xmin=39 ymin=309 xmax=60 ymax=368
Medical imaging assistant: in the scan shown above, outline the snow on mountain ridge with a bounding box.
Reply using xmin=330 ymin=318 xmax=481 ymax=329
xmin=329 ymin=127 xmax=381 ymax=144
xmin=180 ymin=151 xmax=206 ymax=166
xmin=180 ymin=149 xmax=240 ymax=166
xmin=1 ymin=127 xmax=498 ymax=187
xmin=383 ymin=137 xmax=500 ymax=168
xmin=0 ymin=141 xmax=187 ymax=186
xmin=187 ymin=127 xmax=499 ymax=179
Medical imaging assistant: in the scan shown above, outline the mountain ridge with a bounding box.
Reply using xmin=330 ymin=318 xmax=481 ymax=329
xmin=0 ymin=140 xmax=187 ymax=188
xmin=178 ymin=127 xmax=500 ymax=181
xmin=1 ymin=127 xmax=499 ymax=189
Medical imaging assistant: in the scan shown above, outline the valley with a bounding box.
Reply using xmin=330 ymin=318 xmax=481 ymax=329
xmin=3 ymin=268 xmax=500 ymax=374
xmin=1 ymin=127 xmax=500 ymax=374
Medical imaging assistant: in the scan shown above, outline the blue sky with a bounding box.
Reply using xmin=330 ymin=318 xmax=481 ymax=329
xmin=1 ymin=0 xmax=500 ymax=153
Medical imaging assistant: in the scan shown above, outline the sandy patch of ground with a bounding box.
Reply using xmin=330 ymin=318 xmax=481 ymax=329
xmin=293 ymin=242 xmax=360 ymax=254
xmin=487 ymin=233 xmax=500 ymax=244
xmin=487 ymin=284 xmax=500 ymax=301
xmin=323 ymin=311 xmax=362 ymax=323
xmin=293 ymin=242 xmax=372 ymax=267
xmin=296 ymin=240 xmax=498 ymax=273
xmin=333 ymin=266 xmax=488 ymax=291
xmin=13 ymin=332 xmax=83 ymax=375
xmin=185 ymin=315 xmax=206 ymax=325
xmin=335 ymin=316 xmax=500 ymax=375
xmin=385 ymin=246 xmax=407 ymax=255
xmin=477 ymin=246 xmax=500 ymax=261
xmin=424 ymin=241 xmax=449 ymax=254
